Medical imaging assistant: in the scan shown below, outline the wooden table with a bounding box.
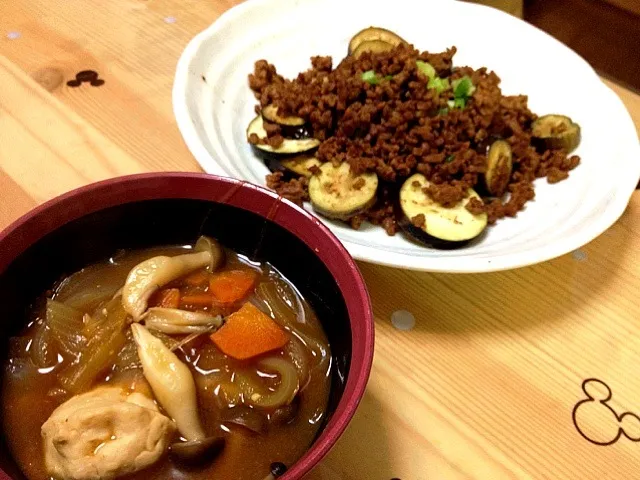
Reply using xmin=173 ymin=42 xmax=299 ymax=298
xmin=1 ymin=2 xmax=640 ymax=479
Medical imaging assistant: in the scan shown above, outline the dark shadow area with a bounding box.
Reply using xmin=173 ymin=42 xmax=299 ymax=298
xmin=525 ymin=0 xmax=640 ymax=93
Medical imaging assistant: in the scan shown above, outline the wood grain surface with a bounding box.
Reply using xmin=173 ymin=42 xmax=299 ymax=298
xmin=2 ymin=1 xmax=640 ymax=479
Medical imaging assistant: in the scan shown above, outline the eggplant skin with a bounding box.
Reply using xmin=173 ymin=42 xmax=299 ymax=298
xmin=397 ymin=213 xmax=474 ymax=250
xmin=484 ymin=140 xmax=512 ymax=197
xmin=252 ymin=144 xmax=318 ymax=162
xmin=247 ymin=116 xmax=319 ymax=160
xmin=261 ymin=105 xmax=312 ymax=139
xmin=263 ymin=155 xmax=321 ymax=179
xmin=261 ymin=105 xmax=305 ymax=127
xmin=348 ymin=27 xmax=407 ymax=55
xmin=351 ymin=40 xmax=395 ymax=58
xmin=313 ymin=195 xmax=376 ymax=222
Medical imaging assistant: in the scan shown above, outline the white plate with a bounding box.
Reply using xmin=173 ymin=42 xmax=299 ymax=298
xmin=173 ymin=0 xmax=640 ymax=273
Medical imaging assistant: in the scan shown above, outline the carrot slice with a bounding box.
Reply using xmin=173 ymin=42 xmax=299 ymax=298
xmin=180 ymin=293 xmax=213 ymax=308
xmin=209 ymin=270 xmax=257 ymax=304
xmin=156 ymin=288 xmax=180 ymax=309
xmin=210 ymin=303 xmax=289 ymax=360
xmin=184 ymin=270 xmax=210 ymax=286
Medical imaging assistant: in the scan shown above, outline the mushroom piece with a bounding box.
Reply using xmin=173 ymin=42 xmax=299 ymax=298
xmin=122 ymin=250 xmax=211 ymax=321
xmin=170 ymin=436 xmax=226 ymax=464
xmin=142 ymin=308 xmax=223 ymax=335
xmin=131 ymin=323 xmax=206 ymax=441
xmin=194 ymin=235 xmax=225 ymax=272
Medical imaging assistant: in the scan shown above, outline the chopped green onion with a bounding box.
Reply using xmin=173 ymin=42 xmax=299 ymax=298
xmin=438 ymin=107 xmax=449 ymax=116
xmin=416 ymin=61 xmax=436 ymax=79
xmin=452 ymin=76 xmax=475 ymax=98
xmin=445 ymin=154 xmax=455 ymax=163
xmin=428 ymin=77 xmax=450 ymax=94
xmin=362 ymin=71 xmax=393 ymax=85
xmin=453 ymin=97 xmax=466 ymax=109
xmin=447 ymin=99 xmax=455 ymax=108
xmin=362 ymin=70 xmax=379 ymax=85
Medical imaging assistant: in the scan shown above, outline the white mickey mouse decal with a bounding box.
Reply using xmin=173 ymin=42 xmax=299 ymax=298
xmin=572 ymin=378 xmax=640 ymax=446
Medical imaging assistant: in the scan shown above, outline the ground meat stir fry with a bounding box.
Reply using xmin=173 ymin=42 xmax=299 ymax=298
xmin=248 ymin=41 xmax=580 ymax=232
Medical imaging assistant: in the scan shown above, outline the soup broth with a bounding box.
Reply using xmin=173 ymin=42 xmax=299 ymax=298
xmin=2 ymin=239 xmax=331 ymax=480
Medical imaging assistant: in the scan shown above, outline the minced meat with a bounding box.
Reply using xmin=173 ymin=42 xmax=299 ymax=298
xmin=249 ymin=43 xmax=580 ymax=235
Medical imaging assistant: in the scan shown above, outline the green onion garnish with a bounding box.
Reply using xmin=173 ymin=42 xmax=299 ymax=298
xmin=362 ymin=71 xmax=393 ymax=85
xmin=453 ymin=97 xmax=466 ymax=109
xmin=362 ymin=70 xmax=379 ymax=85
xmin=428 ymin=76 xmax=450 ymax=94
xmin=452 ymin=76 xmax=475 ymax=98
xmin=416 ymin=60 xmax=436 ymax=79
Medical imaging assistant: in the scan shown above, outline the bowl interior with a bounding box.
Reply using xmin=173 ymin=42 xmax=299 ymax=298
xmin=0 ymin=198 xmax=353 ymax=480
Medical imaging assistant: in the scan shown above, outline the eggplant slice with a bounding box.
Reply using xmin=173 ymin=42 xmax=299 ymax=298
xmin=399 ymin=173 xmax=488 ymax=246
xmin=247 ymin=116 xmax=320 ymax=159
xmin=484 ymin=140 xmax=513 ymax=197
xmin=348 ymin=27 xmax=407 ymax=55
xmin=261 ymin=105 xmax=305 ymax=127
xmin=261 ymin=105 xmax=311 ymax=138
xmin=309 ymin=162 xmax=378 ymax=220
xmin=264 ymin=155 xmax=322 ymax=178
xmin=532 ymin=114 xmax=581 ymax=153
xmin=351 ymin=40 xmax=395 ymax=58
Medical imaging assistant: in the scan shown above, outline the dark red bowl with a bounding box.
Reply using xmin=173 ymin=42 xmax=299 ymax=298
xmin=0 ymin=173 xmax=374 ymax=480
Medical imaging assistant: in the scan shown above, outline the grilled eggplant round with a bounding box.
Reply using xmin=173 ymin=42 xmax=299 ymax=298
xmin=264 ymin=155 xmax=322 ymax=178
xmin=398 ymin=173 xmax=488 ymax=247
xmin=261 ymin=105 xmax=311 ymax=138
xmin=484 ymin=140 xmax=513 ymax=197
xmin=309 ymin=162 xmax=378 ymax=220
xmin=348 ymin=27 xmax=407 ymax=55
xmin=261 ymin=105 xmax=305 ymax=127
xmin=532 ymin=114 xmax=581 ymax=153
xmin=247 ymin=116 xmax=320 ymax=160
xmin=351 ymin=40 xmax=395 ymax=58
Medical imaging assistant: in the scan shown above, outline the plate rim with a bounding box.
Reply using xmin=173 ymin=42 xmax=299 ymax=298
xmin=172 ymin=0 xmax=640 ymax=273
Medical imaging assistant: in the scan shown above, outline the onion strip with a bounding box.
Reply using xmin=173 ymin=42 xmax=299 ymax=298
xmin=238 ymin=357 xmax=299 ymax=410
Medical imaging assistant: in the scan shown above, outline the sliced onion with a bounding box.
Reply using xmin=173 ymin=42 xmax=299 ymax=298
xmin=283 ymin=336 xmax=310 ymax=391
xmin=46 ymin=300 xmax=87 ymax=359
xmin=212 ymin=380 xmax=243 ymax=407
xmin=30 ymin=320 xmax=58 ymax=368
xmin=255 ymin=282 xmax=299 ymax=327
xmin=58 ymin=297 xmax=128 ymax=393
xmin=240 ymin=357 xmax=299 ymax=410
xmin=253 ymin=280 xmax=330 ymax=374
xmin=112 ymin=331 xmax=140 ymax=372
xmin=290 ymin=330 xmax=330 ymax=374
xmin=54 ymin=264 xmax=124 ymax=312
